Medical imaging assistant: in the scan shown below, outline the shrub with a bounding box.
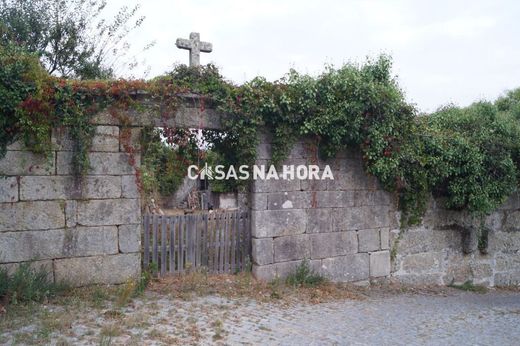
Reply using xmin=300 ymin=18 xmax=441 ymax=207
xmin=0 ymin=263 xmax=68 ymax=305
xmin=285 ymin=259 xmax=326 ymax=287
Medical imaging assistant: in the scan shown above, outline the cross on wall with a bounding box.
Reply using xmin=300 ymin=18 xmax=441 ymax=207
xmin=175 ymin=32 xmax=212 ymax=67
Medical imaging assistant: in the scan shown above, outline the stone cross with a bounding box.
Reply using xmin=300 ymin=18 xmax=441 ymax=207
xmin=175 ymin=32 xmax=213 ymax=67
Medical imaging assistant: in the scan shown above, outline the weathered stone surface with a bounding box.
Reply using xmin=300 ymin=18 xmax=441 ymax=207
xmin=380 ymin=228 xmax=390 ymax=250
xmin=299 ymin=178 xmax=328 ymax=191
xmin=0 ymin=151 xmax=54 ymax=176
xmin=118 ymin=224 xmax=141 ymax=253
xmin=251 ymin=209 xmax=307 ymax=238
xmin=401 ymin=252 xmax=443 ymax=273
xmin=0 ymin=201 xmax=65 ymax=231
xmin=91 ymin=103 xmax=222 ymax=129
xmin=310 ymin=231 xmax=357 ymax=259
xmin=369 ymin=251 xmax=390 ymax=277
xmin=393 ymin=273 xmax=444 ymax=285
xmin=250 ymin=193 xmax=268 ymax=210
xmin=251 ymin=177 xmax=300 ymax=193
xmin=0 ymin=226 xmax=118 ymax=262
xmin=54 ymin=253 xmax=140 ymax=286
xmin=0 ymin=176 xmax=18 ymax=202
xmin=396 ymin=227 xmax=461 ymax=255
xmin=57 ymin=151 xmax=137 ymax=175
xmin=321 ymin=254 xmax=369 ymax=282
xmin=252 ymin=237 xmax=273 ymax=265
xmin=20 ymin=176 xmax=121 ymax=200
xmin=305 ymin=208 xmax=332 ymax=233
xmin=332 ymin=207 xmax=366 ymax=231
xmin=77 ymin=198 xmax=140 ymax=226
xmin=495 ymin=252 xmax=520 ymax=272
xmin=0 ymin=230 xmax=65 ymax=263
xmin=65 ymin=200 xmax=77 ymax=227
xmin=53 ymin=126 xmax=119 ymax=152
xmin=121 ymin=175 xmax=139 ymax=198
xmin=91 ymin=126 xmax=119 ymax=152
xmin=267 ymin=191 xmax=311 ymax=210
xmin=327 ymin=165 xmax=378 ymax=190
xmin=488 ymin=231 xmax=520 ymax=254
xmin=494 ymin=272 xmax=520 ymax=286
xmin=503 ymin=211 xmax=520 ymax=232
xmin=315 ymin=191 xmax=355 ymax=208
xmin=252 ymin=259 xmax=321 ymax=281
xmin=354 ymin=190 xmax=393 ymax=207
xmin=358 ymin=229 xmax=381 ymax=252
xmin=273 ymin=234 xmax=310 ymax=262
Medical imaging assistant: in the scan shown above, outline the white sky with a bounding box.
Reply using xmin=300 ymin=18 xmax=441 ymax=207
xmin=108 ymin=0 xmax=520 ymax=113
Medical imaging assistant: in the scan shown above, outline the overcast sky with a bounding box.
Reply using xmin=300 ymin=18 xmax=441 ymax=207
xmin=107 ymin=0 xmax=520 ymax=112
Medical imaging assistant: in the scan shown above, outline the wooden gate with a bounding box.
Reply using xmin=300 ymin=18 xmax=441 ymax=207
xmin=142 ymin=211 xmax=251 ymax=276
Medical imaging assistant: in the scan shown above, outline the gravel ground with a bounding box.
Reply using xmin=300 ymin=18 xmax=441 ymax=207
xmin=1 ymin=289 xmax=519 ymax=345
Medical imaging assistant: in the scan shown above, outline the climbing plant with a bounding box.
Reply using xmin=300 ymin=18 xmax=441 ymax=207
xmin=2 ymin=43 xmax=520 ymax=228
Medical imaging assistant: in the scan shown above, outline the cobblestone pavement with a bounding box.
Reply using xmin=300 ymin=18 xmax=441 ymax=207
xmin=219 ymin=291 xmax=520 ymax=345
xmin=1 ymin=290 xmax=520 ymax=345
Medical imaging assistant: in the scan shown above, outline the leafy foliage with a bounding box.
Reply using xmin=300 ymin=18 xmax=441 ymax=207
xmin=0 ymin=0 xmax=148 ymax=79
xmin=140 ymin=127 xmax=201 ymax=197
xmin=2 ymin=43 xmax=520 ymax=227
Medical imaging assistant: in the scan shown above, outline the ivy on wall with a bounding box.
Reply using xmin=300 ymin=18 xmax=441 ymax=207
xmin=2 ymin=43 xmax=520 ymax=228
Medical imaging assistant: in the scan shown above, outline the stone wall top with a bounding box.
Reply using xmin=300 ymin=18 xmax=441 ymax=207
xmin=91 ymin=94 xmax=223 ymax=129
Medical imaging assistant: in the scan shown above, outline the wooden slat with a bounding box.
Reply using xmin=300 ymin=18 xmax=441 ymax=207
xmin=217 ymin=213 xmax=222 ymax=273
xmin=178 ymin=216 xmax=184 ymax=273
xmin=173 ymin=216 xmax=177 ymax=273
xmin=143 ymin=214 xmax=149 ymax=268
xmin=152 ymin=215 xmax=158 ymax=266
xmin=223 ymin=213 xmax=229 ymax=273
xmin=203 ymin=213 xmax=208 ymax=268
xmin=142 ymin=211 xmax=251 ymax=275
xmin=160 ymin=216 xmax=167 ymax=276
xmin=230 ymin=212 xmax=236 ymax=273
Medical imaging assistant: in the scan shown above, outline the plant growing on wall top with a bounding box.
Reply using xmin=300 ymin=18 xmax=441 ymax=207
xmin=2 ymin=43 xmax=520 ymax=229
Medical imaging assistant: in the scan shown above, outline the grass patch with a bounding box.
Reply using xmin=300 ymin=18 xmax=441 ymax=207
xmin=0 ymin=263 xmax=69 ymax=305
xmin=449 ymin=280 xmax=488 ymax=293
xmin=285 ymin=259 xmax=326 ymax=288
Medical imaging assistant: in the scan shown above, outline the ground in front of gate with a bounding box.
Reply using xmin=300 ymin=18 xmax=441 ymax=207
xmin=1 ymin=273 xmax=519 ymax=345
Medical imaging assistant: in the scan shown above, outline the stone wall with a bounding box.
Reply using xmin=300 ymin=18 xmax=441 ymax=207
xmin=0 ymin=124 xmax=141 ymax=286
xmin=250 ymin=134 xmax=396 ymax=283
xmin=391 ymin=195 xmax=520 ymax=286
xmin=250 ymin=135 xmax=520 ymax=287
xmin=0 ymin=97 xmax=221 ymax=286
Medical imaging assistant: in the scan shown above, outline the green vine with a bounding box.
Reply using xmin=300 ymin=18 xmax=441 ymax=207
xmin=2 ymin=43 xmax=520 ymax=229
